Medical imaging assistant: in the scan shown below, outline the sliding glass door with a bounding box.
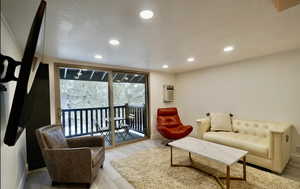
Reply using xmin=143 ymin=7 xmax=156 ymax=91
xmin=56 ymin=65 xmax=149 ymax=147
xmin=112 ymin=72 xmax=148 ymax=144
xmin=58 ymin=67 xmax=113 ymax=146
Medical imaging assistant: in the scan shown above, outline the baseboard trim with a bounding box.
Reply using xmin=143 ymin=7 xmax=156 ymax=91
xmin=17 ymin=168 xmax=27 ymax=189
xmin=28 ymin=167 xmax=47 ymax=174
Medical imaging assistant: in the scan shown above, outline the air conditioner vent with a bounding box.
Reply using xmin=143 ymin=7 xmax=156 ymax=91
xmin=163 ymin=85 xmax=175 ymax=103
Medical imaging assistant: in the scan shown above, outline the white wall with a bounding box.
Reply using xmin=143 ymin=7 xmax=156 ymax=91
xmin=176 ymin=49 xmax=300 ymax=151
xmin=149 ymin=72 xmax=176 ymax=139
xmin=1 ymin=16 xmax=27 ymax=189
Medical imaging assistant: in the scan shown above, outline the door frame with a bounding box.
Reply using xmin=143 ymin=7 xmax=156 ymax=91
xmin=52 ymin=62 xmax=150 ymax=148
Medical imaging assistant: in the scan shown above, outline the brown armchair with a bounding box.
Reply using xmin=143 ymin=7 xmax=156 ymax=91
xmin=36 ymin=125 xmax=105 ymax=185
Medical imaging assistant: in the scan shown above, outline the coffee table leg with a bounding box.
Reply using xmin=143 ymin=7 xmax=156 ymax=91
xmin=170 ymin=146 xmax=173 ymax=166
xmin=226 ymin=166 xmax=230 ymax=189
xmin=243 ymin=156 xmax=246 ymax=181
xmin=169 ymin=147 xmax=248 ymax=189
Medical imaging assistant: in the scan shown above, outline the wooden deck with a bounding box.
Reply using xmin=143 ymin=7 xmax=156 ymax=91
xmin=92 ymin=129 xmax=145 ymax=146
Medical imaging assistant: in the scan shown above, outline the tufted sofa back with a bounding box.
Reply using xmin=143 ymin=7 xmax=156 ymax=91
xmin=232 ymin=119 xmax=278 ymax=138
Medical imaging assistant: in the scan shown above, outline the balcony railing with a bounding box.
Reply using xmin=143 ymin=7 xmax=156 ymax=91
xmin=61 ymin=104 xmax=147 ymax=138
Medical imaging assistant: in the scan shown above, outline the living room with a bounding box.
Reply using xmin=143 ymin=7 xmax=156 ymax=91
xmin=1 ymin=0 xmax=300 ymax=189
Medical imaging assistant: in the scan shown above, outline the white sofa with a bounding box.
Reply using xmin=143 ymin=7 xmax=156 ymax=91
xmin=196 ymin=117 xmax=292 ymax=173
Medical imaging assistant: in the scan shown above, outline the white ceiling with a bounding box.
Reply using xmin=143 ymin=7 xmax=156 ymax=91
xmin=2 ymin=0 xmax=300 ymax=73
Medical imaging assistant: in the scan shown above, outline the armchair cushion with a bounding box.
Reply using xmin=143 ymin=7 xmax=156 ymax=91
xmin=209 ymin=113 xmax=233 ymax=132
xmin=67 ymin=136 xmax=104 ymax=148
xmin=42 ymin=126 xmax=68 ymax=148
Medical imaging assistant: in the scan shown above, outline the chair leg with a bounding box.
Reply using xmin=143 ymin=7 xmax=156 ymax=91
xmin=101 ymin=164 xmax=103 ymax=168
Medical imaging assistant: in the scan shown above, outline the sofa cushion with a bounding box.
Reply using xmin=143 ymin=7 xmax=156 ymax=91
xmin=209 ymin=113 xmax=233 ymax=132
xmin=42 ymin=126 xmax=68 ymax=148
xmin=203 ymin=132 xmax=269 ymax=158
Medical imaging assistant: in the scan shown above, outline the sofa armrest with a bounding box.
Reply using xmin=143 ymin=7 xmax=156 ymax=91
xmin=67 ymin=136 xmax=105 ymax=148
xmin=195 ymin=118 xmax=210 ymax=139
xmin=44 ymin=148 xmax=92 ymax=182
xmin=269 ymin=125 xmax=292 ymax=173
xmin=269 ymin=124 xmax=290 ymax=134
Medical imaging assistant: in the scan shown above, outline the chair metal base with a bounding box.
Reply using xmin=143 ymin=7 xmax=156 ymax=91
xmin=161 ymin=139 xmax=174 ymax=146
xmin=170 ymin=146 xmax=247 ymax=189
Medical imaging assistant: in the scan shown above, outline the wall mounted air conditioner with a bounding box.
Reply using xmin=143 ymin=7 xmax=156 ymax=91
xmin=163 ymin=85 xmax=175 ymax=103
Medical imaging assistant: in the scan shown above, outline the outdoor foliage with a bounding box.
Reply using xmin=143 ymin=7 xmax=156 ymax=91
xmin=60 ymin=80 xmax=145 ymax=109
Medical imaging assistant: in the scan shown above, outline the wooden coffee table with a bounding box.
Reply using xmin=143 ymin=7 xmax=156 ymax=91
xmin=169 ymin=137 xmax=248 ymax=189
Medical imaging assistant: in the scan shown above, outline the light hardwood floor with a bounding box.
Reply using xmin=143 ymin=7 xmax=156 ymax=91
xmin=25 ymin=139 xmax=300 ymax=189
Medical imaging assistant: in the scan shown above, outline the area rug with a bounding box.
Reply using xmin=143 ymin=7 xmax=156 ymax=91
xmin=111 ymin=147 xmax=300 ymax=189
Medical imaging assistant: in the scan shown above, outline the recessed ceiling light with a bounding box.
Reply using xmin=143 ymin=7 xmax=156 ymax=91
xmin=109 ymin=39 xmax=120 ymax=46
xmin=94 ymin=54 xmax=103 ymax=59
xmin=187 ymin=57 xmax=195 ymax=62
xmin=224 ymin=46 xmax=234 ymax=52
xmin=140 ymin=10 xmax=154 ymax=20
xmin=162 ymin=64 xmax=169 ymax=69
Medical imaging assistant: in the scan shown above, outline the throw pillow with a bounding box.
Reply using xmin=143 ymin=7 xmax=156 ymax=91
xmin=209 ymin=113 xmax=233 ymax=132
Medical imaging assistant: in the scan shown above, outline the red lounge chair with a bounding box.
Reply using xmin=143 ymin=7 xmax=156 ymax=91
xmin=157 ymin=107 xmax=193 ymax=140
